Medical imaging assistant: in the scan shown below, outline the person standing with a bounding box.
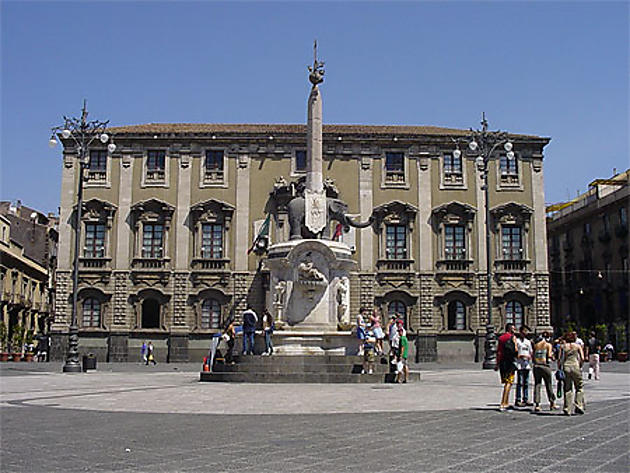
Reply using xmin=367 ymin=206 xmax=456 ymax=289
xmin=496 ymin=323 xmax=517 ymax=412
xmin=396 ymin=327 xmax=409 ymax=384
xmin=370 ymin=308 xmax=385 ymax=355
xmin=223 ymin=318 xmax=236 ymax=364
xmin=532 ymin=332 xmax=557 ymax=412
xmin=262 ymin=309 xmax=274 ymax=356
xmin=515 ymin=326 xmax=533 ymax=407
xmin=242 ymin=305 xmax=258 ymax=356
xmin=604 ymin=342 xmax=614 ymax=362
xmin=356 ymin=308 xmax=367 ymax=356
xmin=146 ymin=341 xmax=157 ymax=365
xmin=560 ymin=331 xmax=586 ymax=416
xmin=141 ymin=341 xmax=147 ymax=364
xmin=362 ymin=329 xmax=376 ymax=374
xmin=586 ymin=332 xmax=601 ymax=380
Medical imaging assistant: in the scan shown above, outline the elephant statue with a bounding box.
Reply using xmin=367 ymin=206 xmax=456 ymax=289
xmin=287 ymin=196 xmax=373 ymax=240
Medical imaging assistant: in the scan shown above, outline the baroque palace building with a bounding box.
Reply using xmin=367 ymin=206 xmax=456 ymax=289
xmin=51 ymin=122 xmax=551 ymax=362
xmin=547 ymin=170 xmax=629 ymax=351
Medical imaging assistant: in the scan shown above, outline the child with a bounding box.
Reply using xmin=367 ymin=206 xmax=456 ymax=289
xmin=362 ymin=329 xmax=377 ymax=374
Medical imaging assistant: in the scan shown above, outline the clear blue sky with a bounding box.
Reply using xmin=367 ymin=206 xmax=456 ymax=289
xmin=1 ymin=1 xmax=628 ymax=214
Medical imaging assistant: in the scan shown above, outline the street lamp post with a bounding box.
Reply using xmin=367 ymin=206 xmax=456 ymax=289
xmin=49 ymin=100 xmax=115 ymax=373
xmin=453 ymin=113 xmax=514 ymax=370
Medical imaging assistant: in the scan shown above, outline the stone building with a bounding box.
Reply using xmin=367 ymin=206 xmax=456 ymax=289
xmin=0 ymin=202 xmax=58 ymax=353
xmin=547 ymin=170 xmax=629 ymax=350
xmin=51 ymin=119 xmax=551 ymax=362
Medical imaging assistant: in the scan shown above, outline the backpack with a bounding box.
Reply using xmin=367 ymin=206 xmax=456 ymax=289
xmin=503 ymin=336 xmax=517 ymax=362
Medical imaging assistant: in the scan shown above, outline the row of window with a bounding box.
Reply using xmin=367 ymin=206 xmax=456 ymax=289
xmin=81 ymin=296 xmax=526 ymax=331
xmin=84 ymin=221 xmax=524 ymax=262
xmin=86 ymin=149 xmax=521 ymax=186
xmin=557 ymin=207 xmax=628 ymax=249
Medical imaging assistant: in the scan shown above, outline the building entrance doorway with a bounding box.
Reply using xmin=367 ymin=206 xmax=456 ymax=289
xmin=142 ymin=299 xmax=160 ymax=329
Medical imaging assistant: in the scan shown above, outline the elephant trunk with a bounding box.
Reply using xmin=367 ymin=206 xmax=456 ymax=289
xmin=345 ymin=215 xmax=374 ymax=228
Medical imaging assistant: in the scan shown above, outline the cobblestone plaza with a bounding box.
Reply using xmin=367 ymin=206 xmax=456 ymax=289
xmin=2 ymin=363 xmax=628 ymax=472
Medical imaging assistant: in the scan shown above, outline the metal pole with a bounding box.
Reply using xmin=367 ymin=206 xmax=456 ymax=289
xmin=63 ymin=144 xmax=85 ymax=372
xmin=482 ymin=161 xmax=497 ymax=369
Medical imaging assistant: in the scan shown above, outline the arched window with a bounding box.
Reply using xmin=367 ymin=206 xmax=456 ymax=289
xmin=82 ymin=298 xmax=101 ymax=328
xmin=201 ymin=298 xmax=221 ymax=329
xmin=506 ymin=300 xmax=524 ymax=328
xmin=388 ymin=300 xmax=407 ymax=327
xmin=447 ymin=300 xmax=466 ymax=330
xmin=142 ymin=298 xmax=160 ymax=329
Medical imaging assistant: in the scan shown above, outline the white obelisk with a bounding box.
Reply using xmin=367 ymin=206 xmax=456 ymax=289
xmin=304 ymin=41 xmax=327 ymax=235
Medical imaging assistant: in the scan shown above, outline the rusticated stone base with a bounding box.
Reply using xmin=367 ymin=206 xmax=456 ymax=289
xmin=415 ymin=334 xmax=437 ymax=362
xmin=108 ymin=334 xmax=129 ymax=362
xmin=49 ymin=333 xmax=68 ymax=362
xmin=168 ymin=334 xmax=189 ymax=362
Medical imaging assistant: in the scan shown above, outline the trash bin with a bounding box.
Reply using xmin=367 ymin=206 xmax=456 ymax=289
xmin=82 ymin=354 xmax=97 ymax=372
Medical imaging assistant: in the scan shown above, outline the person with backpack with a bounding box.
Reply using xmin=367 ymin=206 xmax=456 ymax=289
xmin=262 ymin=309 xmax=274 ymax=356
xmin=241 ymin=305 xmax=258 ymax=356
xmin=495 ymin=323 xmax=517 ymax=412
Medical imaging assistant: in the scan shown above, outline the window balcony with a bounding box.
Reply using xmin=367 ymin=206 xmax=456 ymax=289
xmin=80 ymin=257 xmax=111 ymax=269
xmin=86 ymin=170 xmax=107 ymax=181
xmin=495 ymin=259 xmax=529 ymax=272
xmin=376 ymin=259 xmax=414 ymax=271
xmin=191 ymin=258 xmax=230 ymax=270
xmin=132 ymin=258 xmax=169 ymax=269
xmin=146 ymin=170 xmax=165 ymax=181
xmin=436 ymin=259 xmax=473 ymax=272
xmin=203 ymin=171 xmax=224 ymax=184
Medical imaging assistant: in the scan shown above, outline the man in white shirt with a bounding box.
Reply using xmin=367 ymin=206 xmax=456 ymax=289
xmin=515 ymin=325 xmax=533 ymax=407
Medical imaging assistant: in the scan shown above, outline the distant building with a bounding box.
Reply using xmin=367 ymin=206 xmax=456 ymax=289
xmin=547 ymin=170 xmax=629 ymax=350
xmin=52 ymin=122 xmax=551 ymax=362
xmin=0 ymin=201 xmax=58 ymax=354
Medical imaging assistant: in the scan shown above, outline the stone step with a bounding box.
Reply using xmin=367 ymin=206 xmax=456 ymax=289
xmin=226 ymin=355 xmax=390 ymax=365
xmin=213 ymin=362 xmax=391 ymax=374
xmin=199 ymin=371 xmax=421 ymax=384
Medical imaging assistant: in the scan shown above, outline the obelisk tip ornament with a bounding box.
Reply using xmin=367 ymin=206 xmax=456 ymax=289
xmin=308 ymin=40 xmax=325 ymax=86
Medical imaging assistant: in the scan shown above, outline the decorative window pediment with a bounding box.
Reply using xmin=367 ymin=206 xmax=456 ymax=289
xmin=431 ymin=201 xmax=476 ymax=229
xmin=131 ymin=199 xmax=174 ymax=224
xmin=81 ymin=198 xmax=117 ymax=226
xmin=372 ymin=201 xmax=417 ymax=230
xmin=190 ymin=199 xmax=234 ymax=227
xmin=490 ymin=202 xmax=532 ymax=230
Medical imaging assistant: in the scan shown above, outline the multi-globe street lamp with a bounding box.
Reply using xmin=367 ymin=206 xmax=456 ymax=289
xmin=453 ymin=114 xmax=514 ymax=370
xmin=49 ymin=100 xmax=115 ymax=373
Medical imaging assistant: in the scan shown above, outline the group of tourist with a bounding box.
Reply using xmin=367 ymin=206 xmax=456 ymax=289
xmin=140 ymin=341 xmax=156 ymax=365
xmin=357 ymin=307 xmax=408 ymax=383
xmin=496 ymin=323 xmax=603 ymax=416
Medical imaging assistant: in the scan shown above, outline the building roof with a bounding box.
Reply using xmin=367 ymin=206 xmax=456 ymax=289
xmin=107 ymin=123 xmax=547 ymax=140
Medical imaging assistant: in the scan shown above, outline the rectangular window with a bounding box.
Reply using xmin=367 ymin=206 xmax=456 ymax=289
xmin=444 ymin=225 xmax=466 ymax=260
xmin=620 ymin=207 xmax=628 ymax=227
xmin=88 ymin=150 xmax=107 ymax=181
xmin=443 ymin=153 xmax=463 ymax=184
xmin=385 ymin=152 xmax=405 ymax=183
xmin=201 ymin=223 xmax=223 ymax=259
xmin=602 ymin=214 xmax=610 ymax=232
xmin=584 ymin=222 xmax=591 ymax=236
xmin=84 ymin=223 xmax=105 ymax=258
xmin=142 ymin=224 xmax=163 ymax=258
xmin=499 ymin=155 xmax=518 ymax=176
xmin=146 ymin=150 xmax=166 ymax=181
xmin=502 ymin=225 xmax=523 ymax=260
xmin=385 ymin=224 xmax=407 ymax=260
xmin=204 ymin=150 xmax=224 ymax=182
xmin=295 ymin=150 xmax=307 ymax=172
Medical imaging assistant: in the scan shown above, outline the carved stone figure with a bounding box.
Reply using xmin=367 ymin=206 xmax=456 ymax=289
xmin=298 ymin=261 xmax=325 ymax=282
xmin=336 ymin=277 xmax=349 ymax=324
xmin=274 ymin=280 xmax=286 ymax=306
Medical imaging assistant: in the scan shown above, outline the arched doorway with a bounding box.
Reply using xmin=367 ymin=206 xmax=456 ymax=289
xmin=142 ymin=299 xmax=160 ymax=329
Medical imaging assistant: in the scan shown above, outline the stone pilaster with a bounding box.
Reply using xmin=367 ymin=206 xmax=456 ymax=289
xmin=359 ymin=273 xmax=375 ymax=311
xmin=232 ymin=272 xmax=250 ymax=321
xmin=535 ymin=274 xmax=551 ymax=329
xmin=416 ymin=153 xmax=433 ymax=271
xmin=57 ymin=152 xmax=77 ymax=271
xmin=358 ymin=154 xmax=374 ymax=271
xmin=478 ymin=275 xmax=489 ymax=326
xmin=115 ymin=151 xmax=134 ymax=268
xmin=418 ymin=274 xmax=434 ymax=329
xmin=175 ymin=154 xmax=192 ymax=269
xmin=531 ymin=155 xmax=548 ymax=272
xmin=112 ymin=271 xmax=129 ymax=326
xmin=234 ymin=155 xmax=250 ymax=270
xmin=52 ymin=271 xmax=71 ymax=329
xmin=172 ymin=272 xmax=189 ymax=327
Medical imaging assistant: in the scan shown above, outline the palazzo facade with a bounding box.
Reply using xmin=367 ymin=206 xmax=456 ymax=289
xmin=51 ymin=123 xmax=551 ymax=362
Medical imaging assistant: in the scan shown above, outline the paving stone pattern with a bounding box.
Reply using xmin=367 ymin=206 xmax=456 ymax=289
xmin=1 ymin=397 xmax=628 ymax=472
